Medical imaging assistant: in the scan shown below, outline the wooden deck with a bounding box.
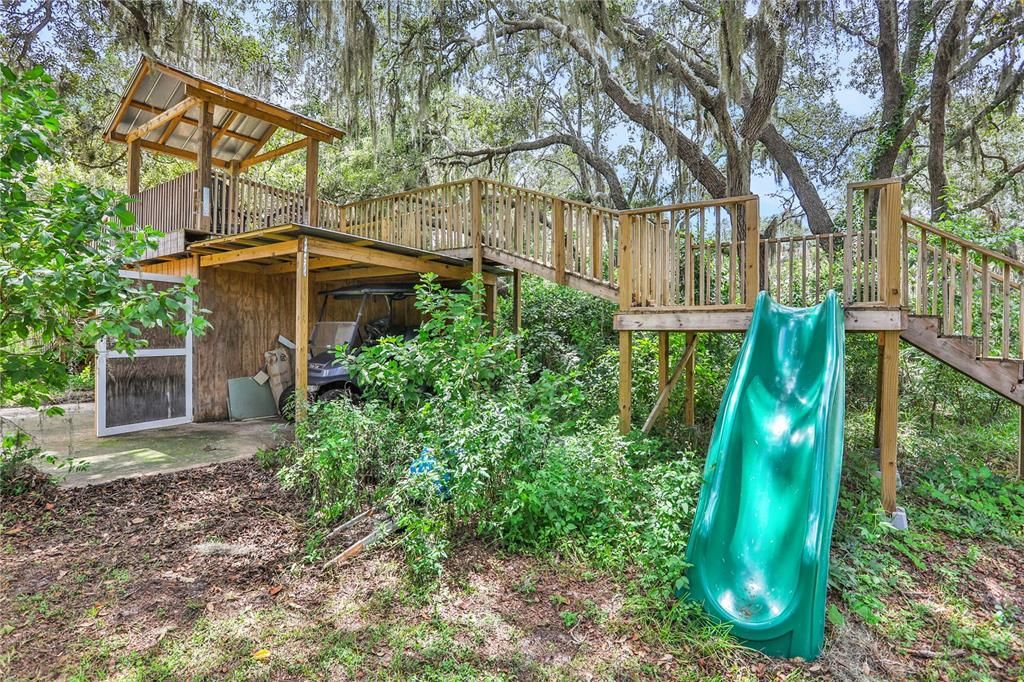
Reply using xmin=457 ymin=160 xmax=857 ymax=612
xmin=134 ymin=174 xmax=1024 ymax=359
xmin=132 ymin=173 xmax=1024 ymax=497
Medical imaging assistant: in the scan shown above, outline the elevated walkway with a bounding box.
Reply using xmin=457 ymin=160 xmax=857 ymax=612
xmin=131 ymin=173 xmax=1024 ymax=508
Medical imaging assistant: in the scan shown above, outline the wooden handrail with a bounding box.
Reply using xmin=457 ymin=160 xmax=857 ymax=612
xmin=903 ymin=214 xmax=1024 ymax=272
xmin=622 ymin=194 xmax=758 ymax=215
xmin=847 ymin=177 xmax=903 ymax=190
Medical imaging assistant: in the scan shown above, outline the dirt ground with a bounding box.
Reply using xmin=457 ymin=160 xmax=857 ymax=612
xmin=0 ymin=458 xmax=1018 ymax=681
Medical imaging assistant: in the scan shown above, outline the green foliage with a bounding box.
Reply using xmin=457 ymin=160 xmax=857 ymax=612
xmin=499 ymin=276 xmax=617 ymax=372
xmin=270 ymin=274 xmax=704 ymax=598
xmin=0 ymin=65 xmax=206 ymax=410
xmin=278 ymin=398 xmax=410 ymax=526
xmin=0 ymin=430 xmax=41 ymax=496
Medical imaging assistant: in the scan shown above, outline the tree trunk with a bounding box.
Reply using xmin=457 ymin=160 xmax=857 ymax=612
xmin=928 ymin=1 xmax=972 ymax=220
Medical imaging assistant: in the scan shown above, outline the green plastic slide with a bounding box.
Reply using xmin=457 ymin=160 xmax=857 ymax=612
xmin=685 ymin=290 xmax=845 ymax=660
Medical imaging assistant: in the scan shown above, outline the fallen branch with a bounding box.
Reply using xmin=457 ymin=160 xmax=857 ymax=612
xmin=323 ymin=518 xmax=397 ymax=569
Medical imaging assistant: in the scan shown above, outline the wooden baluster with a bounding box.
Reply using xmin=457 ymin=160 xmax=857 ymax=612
xmin=1003 ymin=261 xmax=1012 ymax=359
xmin=828 ymin=233 xmax=835 ymax=294
xmin=1018 ymin=277 xmax=1023 ymax=360
xmin=698 ymin=210 xmax=706 ymax=305
xmin=685 ymin=228 xmax=694 ymax=306
xmin=728 ymin=211 xmax=737 ymax=303
xmin=982 ymin=255 xmax=991 ymax=357
xmin=930 ymin=242 xmax=939 ymax=316
xmin=843 ymin=230 xmax=853 ymax=302
xmin=814 ymin=236 xmax=821 ymax=302
xmin=902 ymin=221 xmax=909 ymax=307
xmin=940 ymin=238 xmax=950 ymax=334
xmin=714 ymin=206 xmax=722 ymax=305
xmin=861 ymin=189 xmax=870 ymax=301
xmin=919 ymin=234 xmax=929 ymax=313
xmin=801 ymin=238 xmax=808 ymax=304
xmin=788 ymin=239 xmax=795 ymax=305
xmin=776 ymin=235 xmax=783 ymax=301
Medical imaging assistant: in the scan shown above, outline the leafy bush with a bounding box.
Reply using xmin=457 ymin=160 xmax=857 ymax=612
xmin=0 ymin=430 xmax=42 ymax=496
xmin=1 ymin=65 xmax=205 ymax=410
xmin=269 ymin=273 xmax=707 ymax=596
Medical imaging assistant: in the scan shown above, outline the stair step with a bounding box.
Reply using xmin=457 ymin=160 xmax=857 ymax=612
xmin=901 ymin=315 xmax=1024 ymax=405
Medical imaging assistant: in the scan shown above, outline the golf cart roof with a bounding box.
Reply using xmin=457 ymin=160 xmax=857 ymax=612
xmin=320 ymin=283 xmax=421 ymax=299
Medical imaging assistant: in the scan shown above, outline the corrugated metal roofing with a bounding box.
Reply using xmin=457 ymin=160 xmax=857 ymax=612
xmin=104 ymin=57 xmax=343 ymax=165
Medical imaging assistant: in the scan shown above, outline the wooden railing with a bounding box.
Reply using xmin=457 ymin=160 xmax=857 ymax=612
xmin=130 ymin=172 xmax=1023 ymax=358
xmin=334 ymin=181 xmax=476 ymax=251
xmin=130 ymin=169 xmax=346 ymax=236
xmin=902 ymin=215 xmax=1023 ymax=361
xmin=128 ymin=171 xmax=196 ymax=235
xmin=223 ymin=171 xmax=306 ymax=234
xmin=478 ymin=179 xmax=622 ymax=297
xmin=621 ymin=196 xmax=759 ymax=308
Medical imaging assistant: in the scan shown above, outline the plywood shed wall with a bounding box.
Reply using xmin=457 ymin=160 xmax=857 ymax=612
xmin=140 ymin=258 xmax=423 ymax=422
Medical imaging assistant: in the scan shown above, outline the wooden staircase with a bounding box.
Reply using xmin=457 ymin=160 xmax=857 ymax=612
xmin=902 ymin=315 xmax=1024 ymax=405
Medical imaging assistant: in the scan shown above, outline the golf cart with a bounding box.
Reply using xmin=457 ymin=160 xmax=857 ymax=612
xmin=278 ymin=283 xmax=419 ymax=417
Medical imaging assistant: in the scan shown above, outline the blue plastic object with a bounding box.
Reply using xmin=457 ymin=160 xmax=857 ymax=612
xmin=684 ymin=290 xmax=846 ymax=660
xmin=409 ymin=446 xmax=452 ymax=497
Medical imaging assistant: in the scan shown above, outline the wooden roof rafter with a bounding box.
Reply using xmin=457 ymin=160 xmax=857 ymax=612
xmin=104 ymin=56 xmax=343 ymax=166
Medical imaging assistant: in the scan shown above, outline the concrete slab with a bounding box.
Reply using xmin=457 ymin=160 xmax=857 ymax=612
xmin=0 ymin=402 xmax=290 ymax=487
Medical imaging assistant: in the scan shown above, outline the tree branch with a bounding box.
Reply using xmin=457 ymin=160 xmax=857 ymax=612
xmin=963 ymin=160 xmax=1024 ymax=211
xmin=437 ymin=133 xmax=628 ymax=209
xmin=496 ymin=10 xmax=729 ymax=198
xmin=928 ymin=0 xmax=972 ymax=219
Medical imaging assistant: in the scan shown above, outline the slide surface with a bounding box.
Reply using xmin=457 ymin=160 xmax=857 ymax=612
xmin=685 ymin=290 xmax=845 ymax=660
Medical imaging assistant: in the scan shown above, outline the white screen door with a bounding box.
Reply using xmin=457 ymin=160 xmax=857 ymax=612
xmin=96 ymin=270 xmax=193 ymax=436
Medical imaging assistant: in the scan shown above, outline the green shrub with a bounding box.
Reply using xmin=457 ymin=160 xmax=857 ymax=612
xmin=0 ymin=430 xmax=42 ymax=496
xmin=277 ymin=398 xmax=410 ymax=525
xmin=268 ymin=274 xmax=710 ymax=596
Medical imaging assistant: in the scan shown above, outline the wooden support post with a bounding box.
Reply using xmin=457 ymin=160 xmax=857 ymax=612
xmin=878 ymin=181 xmax=903 ymax=307
xmin=196 ymin=100 xmax=213 ymax=232
xmin=744 ymin=196 xmax=760 ymax=305
xmin=658 ymin=331 xmax=669 ymax=426
xmin=512 ymin=268 xmax=522 ymax=357
xmin=305 ymin=139 xmax=320 ymax=226
xmin=658 ymin=332 xmax=669 ymax=391
xmin=643 ymin=335 xmax=697 ymax=433
xmin=873 ymin=333 xmax=884 ymax=450
xmin=127 ymin=139 xmax=141 ymax=195
xmin=877 ymin=179 xmax=903 ymax=514
xmin=684 ymin=331 xmax=696 ymax=426
xmin=618 ymin=214 xmax=635 ymax=435
xmin=619 ymin=330 xmax=632 ymax=435
xmin=484 ymin=283 xmax=497 ymax=334
xmin=879 ymin=329 xmax=900 ymax=513
xmin=1019 ymin=405 xmax=1023 ymax=480
xmin=471 ymin=178 xmax=483 ymax=276
xmin=553 ymin=198 xmax=566 ymax=285
xmin=295 ymin=237 xmax=310 ymax=423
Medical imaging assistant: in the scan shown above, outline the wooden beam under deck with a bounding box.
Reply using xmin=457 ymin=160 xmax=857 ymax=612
xmin=614 ymin=307 xmax=908 ymax=332
xmin=199 ymin=240 xmax=299 ymax=267
xmin=307 ymin=238 xmax=476 ymax=281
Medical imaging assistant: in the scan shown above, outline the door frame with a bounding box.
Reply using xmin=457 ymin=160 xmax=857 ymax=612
xmin=95 ymin=270 xmax=193 ymax=436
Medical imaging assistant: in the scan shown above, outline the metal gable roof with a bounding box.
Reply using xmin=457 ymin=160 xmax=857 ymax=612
xmin=104 ymin=57 xmax=343 ymax=165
